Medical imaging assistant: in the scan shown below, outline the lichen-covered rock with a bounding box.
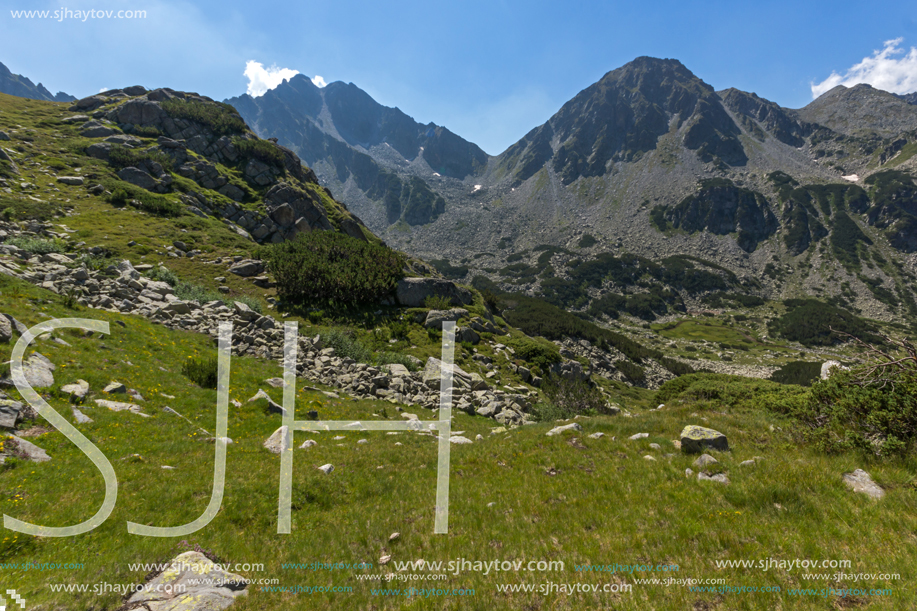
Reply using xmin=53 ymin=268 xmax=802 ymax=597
xmin=123 ymin=551 xmax=247 ymax=610
xmin=680 ymin=425 xmax=729 ymax=453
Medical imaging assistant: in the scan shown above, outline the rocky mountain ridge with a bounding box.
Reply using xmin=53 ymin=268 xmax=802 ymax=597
xmin=0 ymin=61 xmax=74 ymax=103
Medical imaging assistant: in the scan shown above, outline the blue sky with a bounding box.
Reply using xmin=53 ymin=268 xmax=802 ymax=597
xmin=1 ymin=0 xmax=916 ymax=154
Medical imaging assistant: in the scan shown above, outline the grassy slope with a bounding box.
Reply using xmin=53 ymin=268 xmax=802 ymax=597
xmin=1 ymin=274 xmax=915 ymax=610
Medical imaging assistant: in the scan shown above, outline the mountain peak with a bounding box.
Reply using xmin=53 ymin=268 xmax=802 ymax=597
xmin=0 ymin=60 xmax=75 ymax=102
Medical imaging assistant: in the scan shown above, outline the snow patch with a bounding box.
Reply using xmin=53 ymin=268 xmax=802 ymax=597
xmin=473 ymin=185 xmax=483 ymax=192
xmin=842 ymin=174 xmax=860 ymax=182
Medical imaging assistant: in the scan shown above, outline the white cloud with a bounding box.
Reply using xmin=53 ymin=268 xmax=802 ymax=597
xmin=812 ymin=38 xmax=917 ymax=98
xmin=244 ymin=60 xmax=299 ymax=97
xmin=99 ymin=87 xmax=108 ymax=93
xmin=312 ymin=75 xmax=327 ymax=88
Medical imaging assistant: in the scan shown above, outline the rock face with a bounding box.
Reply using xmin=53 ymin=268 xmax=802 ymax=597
xmin=680 ymin=425 xmax=729 ymax=453
xmin=842 ymin=469 xmax=885 ymax=499
xmin=0 ymin=400 xmax=23 ymax=428
xmin=395 ymin=278 xmax=473 ymax=308
xmin=124 ymin=551 xmax=247 ymax=610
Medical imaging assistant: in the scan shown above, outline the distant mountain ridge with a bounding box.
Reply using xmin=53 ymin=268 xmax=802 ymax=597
xmin=227 ymin=57 xmax=917 ymax=327
xmin=226 ymin=75 xmax=487 ymax=227
xmin=0 ymin=61 xmax=74 ymax=102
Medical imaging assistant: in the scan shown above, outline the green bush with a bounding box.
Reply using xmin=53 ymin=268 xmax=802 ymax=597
xmin=504 ymin=336 xmax=561 ymax=371
xmin=535 ymin=374 xmax=612 ymax=421
xmin=182 ymin=356 xmax=219 ymax=389
xmin=768 ymin=299 xmax=881 ymax=347
xmin=146 ymin=265 xmax=179 ymax=287
xmin=259 ymin=232 xmax=405 ymax=308
xmin=103 ymin=179 xmax=182 ymax=217
xmin=107 ymin=144 xmax=174 ymax=172
xmin=616 ymin=360 xmax=646 ymax=384
xmin=232 ymin=137 xmax=287 ymax=168
xmin=321 ymin=328 xmax=373 ymax=363
xmin=160 ymin=99 xmax=247 ymax=136
xmin=6 ymin=236 xmax=66 ymax=254
xmin=769 ymin=361 xmax=823 ymax=386
xmin=423 ymin=295 xmax=453 ymax=310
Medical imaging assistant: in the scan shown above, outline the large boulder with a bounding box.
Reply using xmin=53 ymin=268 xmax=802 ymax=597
xmin=680 ymin=425 xmax=729 ymax=453
xmin=396 ymin=278 xmax=473 ymax=308
xmin=228 ymin=259 xmax=263 ymax=277
xmin=123 ymin=551 xmax=247 ymax=610
xmin=422 ymin=357 xmax=473 ymax=389
xmin=21 ymin=354 xmax=55 ymax=388
xmin=424 ymin=308 xmax=469 ymax=329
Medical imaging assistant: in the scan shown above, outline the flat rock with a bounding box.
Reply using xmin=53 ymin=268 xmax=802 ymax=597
xmin=680 ymin=425 xmax=729 ymax=453
xmin=449 ymin=435 xmax=473 ymax=444
xmin=300 ymin=439 xmax=317 ymax=449
xmin=629 ymin=433 xmax=649 ymax=440
xmin=842 ymin=469 xmax=884 ymax=499
xmin=56 ymin=176 xmax=84 ymax=186
xmin=6 ymin=434 xmax=50 ymax=462
xmin=546 ymin=423 xmax=582 ymax=436
xmin=318 ymin=464 xmax=334 ymax=474
xmin=72 ymin=408 xmax=92 ymax=424
xmin=61 ymin=379 xmax=90 ymax=399
xmin=94 ymin=399 xmax=146 ymax=415
xmin=588 ymin=432 xmax=605 ymax=439
xmin=124 ymin=551 xmax=247 ymax=610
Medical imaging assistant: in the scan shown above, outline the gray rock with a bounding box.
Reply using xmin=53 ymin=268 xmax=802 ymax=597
xmin=546 ymin=423 xmax=582 ymax=436
xmin=22 ymin=355 xmax=55 ymax=388
xmin=56 ymin=176 xmax=84 ymax=186
xmin=61 ymin=379 xmax=90 ymax=399
xmin=0 ymin=400 xmax=23 ymax=428
xmin=0 ymin=314 xmax=10 ymax=343
xmin=264 ymin=426 xmax=289 ymax=454
xmin=385 ymin=363 xmax=410 ymax=377
xmin=588 ymin=432 xmax=605 ymax=439
xmin=424 ymin=308 xmax=469 ymax=329
xmin=842 ymin=469 xmax=884 ymax=499
xmin=449 ymin=436 xmax=473 ymax=444
xmin=629 ymin=433 xmax=649 ymax=440
xmin=6 ymin=435 xmax=51 ymax=462
xmin=94 ymin=399 xmax=147 ymax=415
xmin=72 ymin=408 xmax=92 ymax=424
xmin=693 ymin=454 xmax=718 ymax=469
xmin=81 ymin=125 xmax=120 ymax=138
xmin=698 ymin=472 xmax=730 ymax=485
xmin=228 ymin=259 xmax=263 ymax=277
xmin=124 ymin=551 xmax=247 ymax=610
xmin=318 ymin=463 xmax=334 ymax=474
xmin=300 ymin=439 xmax=317 ymax=449
xmin=680 ymin=425 xmax=729 ymax=453
xmin=395 ymin=277 xmax=473 ymax=308
xmin=117 ymin=166 xmax=158 ymax=190
xmin=104 ymin=381 xmax=127 ymax=394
